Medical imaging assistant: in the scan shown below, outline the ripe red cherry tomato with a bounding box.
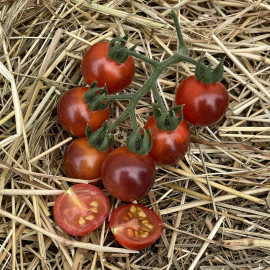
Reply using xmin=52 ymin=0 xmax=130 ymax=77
xmin=101 ymin=146 xmax=156 ymax=202
xmin=57 ymin=87 xmax=110 ymax=137
xmin=63 ymin=137 xmax=112 ymax=183
xmin=54 ymin=184 xmax=110 ymax=236
xmin=109 ymin=204 xmax=162 ymax=250
xmin=144 ymin=116 xmax=190 ymax=165
xmin=175 ymin=75 xmax=229 ymax=126
xmin=81 ymin=42 xmax=135 ymax=94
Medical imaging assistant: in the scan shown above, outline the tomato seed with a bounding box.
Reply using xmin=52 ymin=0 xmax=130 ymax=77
xmin=138 ymin=211 xmax=146 ymax=218
xmin=90 ymin=207 xmax=98 ymax=213
xmin=86 ymin=215 xmax=95 ymax=221
xmin=79 ymin=217 xmax=86 ymax=226
xmin=140 ymin=231 xmax=148 ymax=238
xmin=90 ymin=201 xmax=99 ymax=207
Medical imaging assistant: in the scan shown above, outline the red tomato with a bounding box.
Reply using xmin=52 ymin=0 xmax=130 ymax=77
xmin=175 ymin=75 xmax=229 ymax=126
xmin=144 ymin=116 xmax=190 ymax=165
xmin=101 ymin=146 xmax=155 ymax=202
xmin=81 ymin=42 xmax=135 ymax=94
xmin=57 ymin=87 xmax=110 ymax=137
xmin=54 ymin=184 xmax=110 ymax=236
xmin=63 ymin=137 xmax=112 ymax=183
xmin=109 ymin=204 xmax=162 ymax=250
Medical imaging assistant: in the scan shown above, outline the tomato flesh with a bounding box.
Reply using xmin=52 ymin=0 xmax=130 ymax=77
xmin=63 ymin=137 xmax=112 ymax=183
xmin=144 ymin=116 xmax=190 ymax=165
xmin=54 ymin=184 xmax=109 ymax=236
xmin=57 ymin=87 xmax=110 ymax=137
xmin=101 ymin=146 xmax=156 ymax=202
xmin=110 ymin=204 xmax=162 ymax=250
xmin=175 ymin=75 xmax=229 ymax=126
xmin=82 ymin=42 xmax=135 ymax=94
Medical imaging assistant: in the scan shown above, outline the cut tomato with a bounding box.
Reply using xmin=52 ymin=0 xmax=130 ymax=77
xmin=109 ymin=204 xmax=163 ymax=250
xmin=54 ymin=184 xmax=109 ymax=236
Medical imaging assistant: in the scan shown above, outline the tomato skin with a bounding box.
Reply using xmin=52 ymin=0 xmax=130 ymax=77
xmin=54 ymin=184 xmax=110 ymax=236
xmin=81 ymin=42 xmax=135 ymax=94
xmin=109 ymin=204 xmax=163 ymax=250
xmin=144 ymin=116 xmax=190 ymax=165
xmin=101 ymin=146 xmax=156 ymax=202
xmin=175 ymin=76 xmax=229 ymax=126
xmin=63 ymin=137 xmax=112 ymax=183
xmin=57 ymin=87 xmax=110 ymax=137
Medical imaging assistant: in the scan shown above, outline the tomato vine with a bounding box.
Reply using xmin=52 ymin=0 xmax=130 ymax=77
xmin=84 ymin=10 xmax=226 ymax=155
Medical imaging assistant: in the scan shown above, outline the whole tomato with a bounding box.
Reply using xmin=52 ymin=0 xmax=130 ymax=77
xmin=63 ymin=137 xmax=112 ymax=183
xmin=101 ymin=146 xmax=156 ymax=202
xmin=144 ymin=116 xmax=190 ymax=165
xmin=175 ymin=75 xmax=229 ymax=126
xmin=81 ymin=42 xmax=135 ymax=94
xmin=57 ymin=87 xmax=110 ymax=137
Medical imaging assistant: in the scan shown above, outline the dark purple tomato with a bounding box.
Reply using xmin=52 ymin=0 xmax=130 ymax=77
xmin=101 ymin=146 xmax=156 ymax=202
xmin=63 ymin=137 xmax=112 ymax=184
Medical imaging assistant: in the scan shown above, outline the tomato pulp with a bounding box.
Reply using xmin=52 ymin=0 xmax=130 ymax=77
xmin=63 ymin=137 xmax=112 ymax=183
xmin=110 ymin=204 xmax=163 ymax=250
xmin=54 ymin=184 xmax=110 ymax=236
xmin=57 ymin=87 xmax=110 ymax=137
xmin=82 ymin=42 xmax=135 ymax=94
xmin=144 ymin=116 xmax=190 ymax=165
xmin=175 ymin=76 xmax=229 ymax=126
xmin=101 ymin=146 xmax=156 ymax=202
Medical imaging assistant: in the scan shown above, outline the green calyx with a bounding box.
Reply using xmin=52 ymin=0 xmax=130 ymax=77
xmin=108 ymin=35 xmax=136 ymax=64
xmin=152 ymin=103 xmax=184 ymax=132
xmin=126 ymin=129 xmax=153 ymax=155
xmin=195 ymin=53 xmax=224 ymax=84
xmin=84 ymin=82 xmax=109 ymax=111
xmin=85 ymin=122 xmax=114 ymax=152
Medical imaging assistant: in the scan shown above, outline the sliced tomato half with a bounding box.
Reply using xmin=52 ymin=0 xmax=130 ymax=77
xmin=109 ymin=204 xmax=163 ymax=250
xmin=54 ymin=184 xmax=109 ymax=236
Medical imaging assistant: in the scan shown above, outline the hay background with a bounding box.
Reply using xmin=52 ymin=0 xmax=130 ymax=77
xmin=0 ymin=0 xmax=270 ymax=269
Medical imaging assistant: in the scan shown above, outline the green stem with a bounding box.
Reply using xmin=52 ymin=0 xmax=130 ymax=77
xmin=151 ymin=83 xmax=167 ymax=114
xmin=130 ymin=110 xmax=138 ymax=132
xmin=170 ymin=10 xmax=188 ymax=56
xmin=127 ymin=49 xmax=158 ymax=67
xmin=103 ymin=93 xmax=135 ymax=101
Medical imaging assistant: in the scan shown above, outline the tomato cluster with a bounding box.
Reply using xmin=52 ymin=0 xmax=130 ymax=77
xmin=55 ymin=34 xmax=229 ymax=250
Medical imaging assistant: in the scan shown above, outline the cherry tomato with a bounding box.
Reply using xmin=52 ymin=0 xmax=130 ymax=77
xmin=57 ymin=87 xmax=110 ymax=137
xmin=54 ymin=184 xmax=110 ymax=236
xmin=81 ymin=42 xmax=135 ymax=94
xmin=175 ymin=75 xmax=229 ymax=126
xmin=144 ymin=116 xmax=190 ymax=165
xmin=109 ymin=204 xmax=162 ymax=250
xmin=63 ymin=137 xmax=112 ymax=183
xmin=101 ymin=146 xmax=155 ymax=202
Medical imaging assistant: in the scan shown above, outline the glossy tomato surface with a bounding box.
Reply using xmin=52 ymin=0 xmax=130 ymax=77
xmin=82 ymin=42 xmax=135 ymax=94
xmin=54 ymin=184 xmax=110 ymax=236
xmin=110 ymin=204 xmax=162 ymax=250
xmin=63 ymin=137 xmax=112 ymax=183
xmin=144 ymin=116 xmax=190 ymax=165
xmin=101 ymin=146 xmax=156 ymax=202
xmin=175 ymin=76 xmax=229 ymax=126
xmin=57 ymin=87 xmax=110 ymax=137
